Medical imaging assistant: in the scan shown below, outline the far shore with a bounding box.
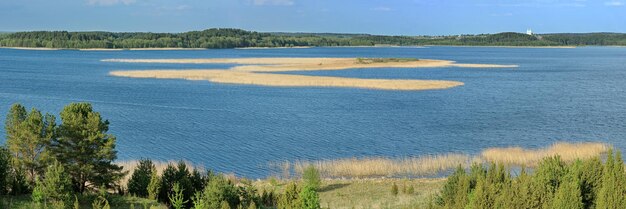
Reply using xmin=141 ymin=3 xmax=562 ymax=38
xmin=0 ymin=45 xmax=583 ymax=51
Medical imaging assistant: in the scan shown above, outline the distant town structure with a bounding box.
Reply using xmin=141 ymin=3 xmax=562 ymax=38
xmin=526 ymin=29 xmax=533 ymax=35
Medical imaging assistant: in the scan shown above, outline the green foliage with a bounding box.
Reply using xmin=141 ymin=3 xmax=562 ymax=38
xmin=7 ymin=29 xmax=626 ymax=49
xmin=191 ymin=191 xmax=208 ymax=209
xmin=31 ymin=161 xmax=73 ymax=203
xmin=0 ymin=147 xmax=11 ymax=194
xmin=433 ymin=154 xmax=626 ymax=209
xmin=220 ymin=200 xmax=231 ymax=209
xmin=168 ymin=183 xmax=188 ymax=209
xmin=147 ymin=168 xmax=161 ymax=201
xmin=128 ymin=159 xmax=155 ymax=197
xmin=596 ymin=149 xmax=626 ymax=209
xmin=50 ymin=103 xmax=124 ymax=193
xmin=301 ymin=165 xmax=321 ymax=190
xmin=92 ymin=196 xmax=111 ymax=209
xmin=299 ymin=186 xmax=321 ymax=209
xmin=277 ymin=182 xmax=300 ymax=209
xmin=551 ymin=163 xmax=583 ymax=209
xmin=202 ymin=175 xmax=239 ymax=209
xmin=4 ymin=104 xmax=55 ymax=184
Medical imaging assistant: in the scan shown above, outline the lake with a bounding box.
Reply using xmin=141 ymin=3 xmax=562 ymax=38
xmin=1 ymin=46 xmax=625 ymax=178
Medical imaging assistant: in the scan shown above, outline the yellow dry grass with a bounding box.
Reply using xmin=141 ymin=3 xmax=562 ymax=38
xmin=110 ymin=70 xmax=463 ymax=91
xmin=291 ymin=154 xmax=474 ymax=178
xmin=276 ymin=142 xmax=609 ymax=178
xmin=105 ymin=57 xmax=517 ymax=90
xmin=480 ymin=142 xmax=609 ymax=166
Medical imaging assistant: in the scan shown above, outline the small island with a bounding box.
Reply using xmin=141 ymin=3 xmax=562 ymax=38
xmin=106 ymin=57 xmax=516 ymax=91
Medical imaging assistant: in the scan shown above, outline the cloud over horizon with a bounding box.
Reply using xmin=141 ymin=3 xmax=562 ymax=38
xmin=87 ymin=0 xmax=136 ymax=6
xmin=252 ymin=0 xmax=294 ymax=6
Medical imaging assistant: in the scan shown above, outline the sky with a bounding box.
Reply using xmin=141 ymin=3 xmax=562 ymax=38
xmin=0 ymin=0 xmax=625 ymax=35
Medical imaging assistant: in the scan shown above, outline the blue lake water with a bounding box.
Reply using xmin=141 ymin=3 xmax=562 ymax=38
xmin=1 ymin=46 xmax=625 ymax=178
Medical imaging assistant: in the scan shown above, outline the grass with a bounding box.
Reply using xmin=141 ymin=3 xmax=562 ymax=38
xmin=480 ymin=142 xmax=608 ymax=166
xmin=253 ymin=178 xmax=444 ymax=209
xmin=355 ymin=58 xmax=419 ymax=64
xmin=276 ymin=142 xmax=608 ymax=179
xmin=288 ymin=154 xmax=474 ymax=178
xmin=0 ymin=194 xmax=166 ymax=209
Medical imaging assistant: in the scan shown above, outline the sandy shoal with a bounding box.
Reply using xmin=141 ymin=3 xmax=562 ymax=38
xmin=110 ymin=70 xmax=463 ymax=91
xmin=103 ymin=57 xmax=517 ymax=72
xmin=105 ymin=57 xmax=516 ymax=91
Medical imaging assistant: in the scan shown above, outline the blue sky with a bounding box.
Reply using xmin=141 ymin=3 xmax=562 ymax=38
xmin=1 ymin=0 xmax=625 ymax=35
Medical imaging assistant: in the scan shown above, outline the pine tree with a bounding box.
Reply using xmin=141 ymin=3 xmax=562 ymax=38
xmin=4 ymin=104 xmax=55 ymax=183
xmin=147 ymin=169 xmax=161 ymax=200
xmin=128 ymin=159 xmax=154 ymax=197
xmin=50 ymin=103 xmax=124 ymax=193
xmin=551 ymin=163 xmax=583 ymax=209
xmin=580 ymin=157 xmax=603 ymax=208
xmin=596 ymin=149 xmax=626 ymax=209
xmin=31 ymin=161 xmax=73 ymax=203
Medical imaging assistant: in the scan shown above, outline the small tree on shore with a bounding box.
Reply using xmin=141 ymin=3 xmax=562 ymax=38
xmin=49 ymin=103 xmax=124 ymax=193
xmin=128 ymin=159 xmax=155 ymax=197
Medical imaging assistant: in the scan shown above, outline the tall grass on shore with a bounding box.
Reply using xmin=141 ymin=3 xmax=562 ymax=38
xmin=291 ymin=154 xmax=474 ymax=178
xmin=480 ymin=142 xmax=608 ymax=166
xmin=279 ymin=142 xmax=609 ymax=179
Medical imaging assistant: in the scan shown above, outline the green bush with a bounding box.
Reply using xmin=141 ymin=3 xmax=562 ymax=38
xmin=299 ymin=186 xmax=320 ymax=209
xmin=147 ymin=169 xmax=161 ymax=201
xmin=168 ymin=183 xmax=188 ymax=209
xmin=31 ymin=161 xmax=73 ymax=203
xmin=277 ymin=182 xmax=300 ymax=209
xmin=302 ymin=165 xmax=321 ymax=190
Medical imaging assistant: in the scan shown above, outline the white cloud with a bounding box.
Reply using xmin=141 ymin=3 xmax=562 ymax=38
xmin=253 ymin=0 xmax=294 ymax=6
xmin=605 ymin=1 xmax=624 ymax=6
xmin=491 ymin=13 xmax=514 ymax=17
xmin=371 ymin=7 xmax=392 ymax=12
xmin=87 ymin=0 xmax=136 ymax=6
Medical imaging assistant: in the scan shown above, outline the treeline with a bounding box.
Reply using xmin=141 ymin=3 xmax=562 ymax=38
xmin=0 ymin=102 xmax=323 ymax=209
xmin=430 ymin=151 xmax=626 ymax=209
xmin=3 ymin=29 xmax=626 ymax=49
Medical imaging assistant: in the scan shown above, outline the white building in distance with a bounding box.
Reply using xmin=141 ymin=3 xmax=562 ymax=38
xmin=526 ymin=29 xmax=533 ymax=35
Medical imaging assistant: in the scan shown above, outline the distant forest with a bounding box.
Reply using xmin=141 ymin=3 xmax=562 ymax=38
xmin=1 ymin=28 xmax=626 ymax=49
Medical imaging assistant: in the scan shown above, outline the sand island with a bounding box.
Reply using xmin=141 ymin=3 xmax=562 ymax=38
xmin=105 ymin=57 xmax=517 ymax=91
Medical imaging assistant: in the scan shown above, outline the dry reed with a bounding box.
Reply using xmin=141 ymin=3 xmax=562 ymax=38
xmin=480 ymin=142 xmax=609 ymax=166
xmin=291 ymin=154 xmax=474 ymax=178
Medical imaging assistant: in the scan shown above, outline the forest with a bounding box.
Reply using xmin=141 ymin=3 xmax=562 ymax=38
xmin=2 ymin=29 xmax=626 ymax=49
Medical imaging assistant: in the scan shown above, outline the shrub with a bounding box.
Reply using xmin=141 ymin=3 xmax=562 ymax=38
xmin=169 ymin=183 xmax=188 ymax=209
xmin=391 ymin=183 xmax=398 ymax=196
xmin=31 ymin=161 xmax=73 ymax=203
xmin=128 ymin=159 xmax=155 ymax=197
xmin=302 ymin=165 xmax=321 ymax=190
xmin=299 ymin=186 xmax=321 ymax=209
xmin=202 ymin=175 xmax=239 ymax=209
xmin=277 ymin=182 xmax=300 ymax=209
xmin=147 ymin=169 xmax=161 ymax=200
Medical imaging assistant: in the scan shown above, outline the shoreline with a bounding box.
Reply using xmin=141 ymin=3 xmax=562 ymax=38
xmin=0 ymin=45 xmax=586 ymax=51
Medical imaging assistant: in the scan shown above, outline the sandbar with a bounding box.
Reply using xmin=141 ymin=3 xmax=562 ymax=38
xmin=106 ymin=57 xmax=516 ymax=91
